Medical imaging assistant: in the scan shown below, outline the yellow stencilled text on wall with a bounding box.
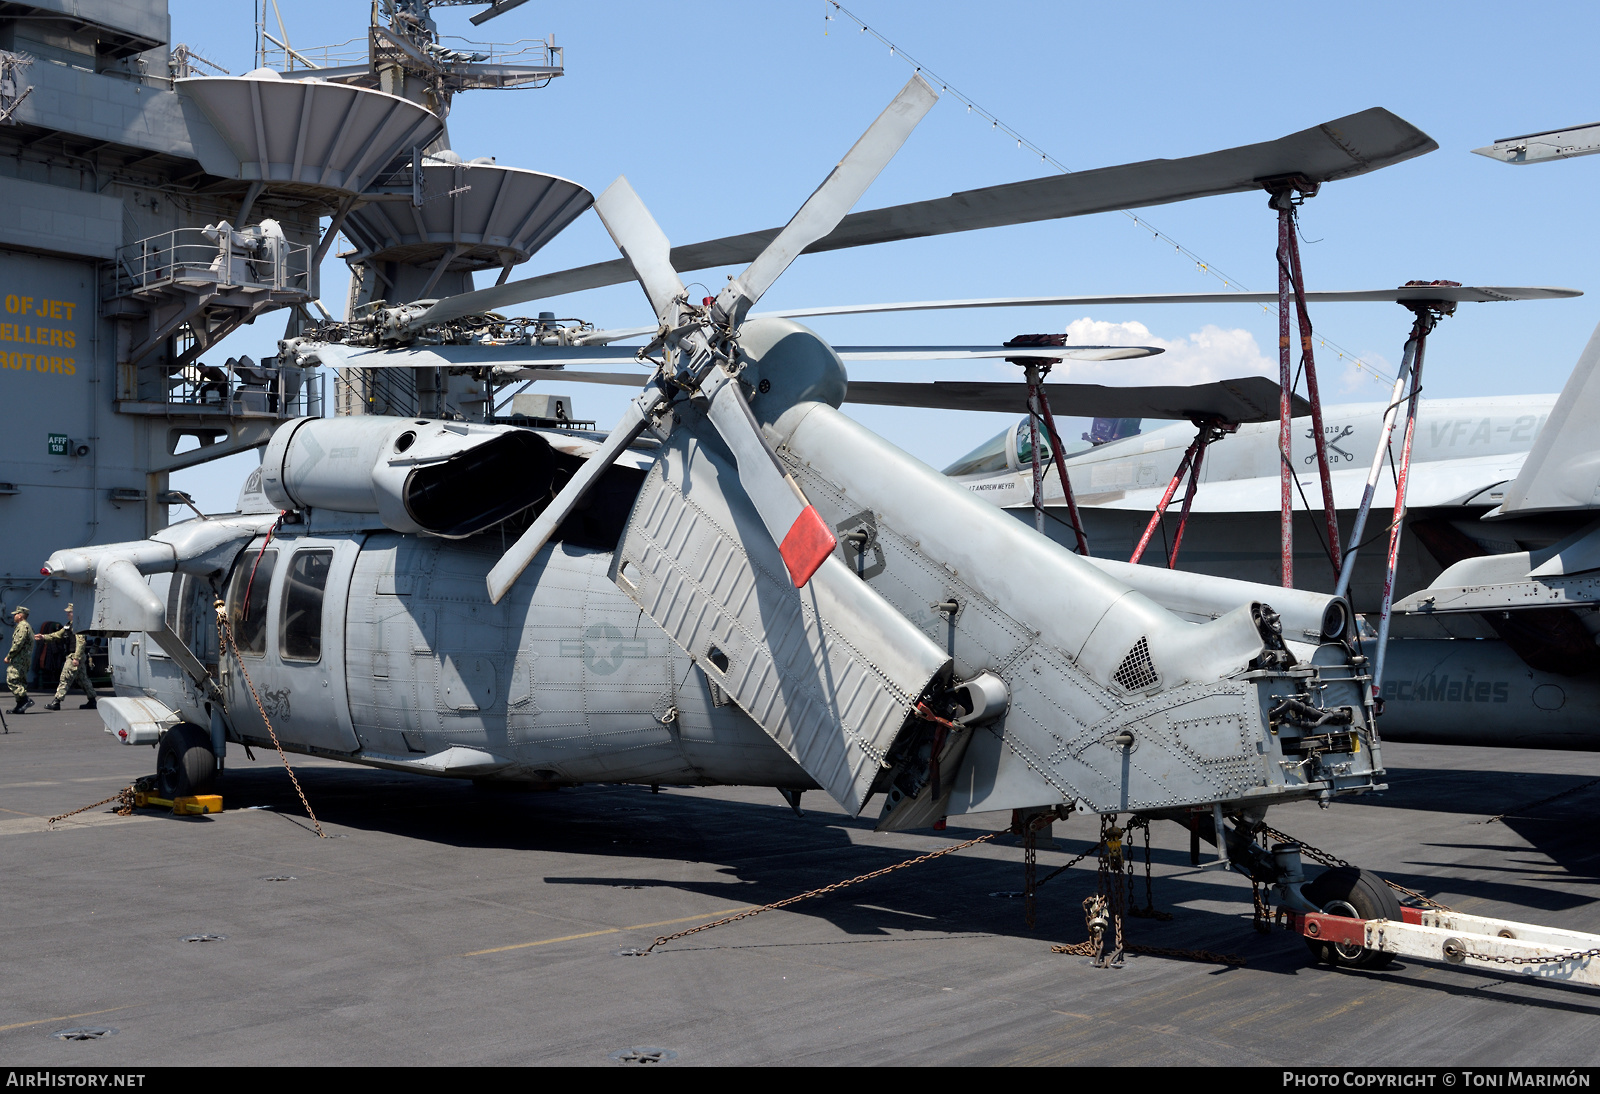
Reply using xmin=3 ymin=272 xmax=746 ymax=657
xmin=3 ymin=295 xmax=82 ymax=375
xmin=2 ymin=352 xmax=76 ymax=374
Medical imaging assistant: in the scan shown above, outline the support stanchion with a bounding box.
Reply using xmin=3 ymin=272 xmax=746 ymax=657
xmin=1372 ymin=299 xmax=1451 ymax=692
xmin=1006 ymin=335 xmax=1089 ymax=554
xmin=1329 ymin=287 xmax=1458 ymax=695
xmin=1263 ymin=175 xmax=1339 ymax=588
xmin=1129 ymin=417 xmax=1236 ymax=568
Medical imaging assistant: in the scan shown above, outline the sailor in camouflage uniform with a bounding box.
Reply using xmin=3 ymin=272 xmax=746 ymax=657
xmin=37 ymin=604 xmax=96 ymax=710
xmin=6 ymin=606 xmax=34 ymax=714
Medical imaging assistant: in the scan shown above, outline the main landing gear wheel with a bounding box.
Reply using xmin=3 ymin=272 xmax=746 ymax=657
xmin=156 ymin=722 xmax=217 ymax=799
xmin=1302 ymin=866 xmax=1401 ymax=969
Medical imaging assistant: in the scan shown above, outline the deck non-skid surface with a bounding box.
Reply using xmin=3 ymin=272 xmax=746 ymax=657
xmin=3 ymin=704 xmax=1600 ymax=1066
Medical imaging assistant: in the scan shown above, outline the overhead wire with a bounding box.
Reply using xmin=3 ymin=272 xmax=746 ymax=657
xmin=820 ymin=0 xmax=1394 ymax=388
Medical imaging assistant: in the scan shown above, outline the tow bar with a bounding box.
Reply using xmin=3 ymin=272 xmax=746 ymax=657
xmin=1292 ymin=907 xmax=1600 ymax=986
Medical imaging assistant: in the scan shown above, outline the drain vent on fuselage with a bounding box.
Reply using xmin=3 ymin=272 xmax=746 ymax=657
xmin=1112 ymin=637 xmax=1159 ymax=692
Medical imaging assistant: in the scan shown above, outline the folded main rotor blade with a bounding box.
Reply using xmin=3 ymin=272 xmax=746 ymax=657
xmin=520 ymin=370 xmax=1306 ymax=422
xmin=420 ymin=344 xmax=1161 ymax=371
xmin=843 ymin=376 xmax=1311 ymax=422
xmin=593 ymin=177 xmax=687 ymax=324
xmin=485 ymin=388 xmax=664 ymax=604
xmin=406 ymin=108 xmax=1435 ymax=333
xmin=753 ymin=285 xmax=1583 ymax=320
xmin=830 ymin=345 xmax=1160 ymax=362
xmin=731 ymin=74 xmax=938 ymax=316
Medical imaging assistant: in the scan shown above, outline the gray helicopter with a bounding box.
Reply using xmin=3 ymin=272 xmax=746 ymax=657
xmin=44 ymin=81 xmax=1442 ymax=944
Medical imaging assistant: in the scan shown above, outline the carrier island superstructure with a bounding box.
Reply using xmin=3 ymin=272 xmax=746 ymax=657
xmin=0 ymin=0 xmax=586 ymax=637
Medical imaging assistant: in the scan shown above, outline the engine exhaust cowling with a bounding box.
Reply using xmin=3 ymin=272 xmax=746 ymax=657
xmin=260 ymin=416 xmax=556 ymax=538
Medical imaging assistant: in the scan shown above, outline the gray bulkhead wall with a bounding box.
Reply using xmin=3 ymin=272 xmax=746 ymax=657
xmin=0 ymin=249 xmax=147 ymax=622
xmin=344 ymin=532 xmax=812 ymax=787
xmin=0 ymin=0 xmax=322 ymax=630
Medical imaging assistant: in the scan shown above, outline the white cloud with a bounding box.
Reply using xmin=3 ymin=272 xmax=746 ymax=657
xmin=1041 ymin=316 xmax=1276 ymax=386
xmin=1334 ymin=351 xmax=1394 ymax=395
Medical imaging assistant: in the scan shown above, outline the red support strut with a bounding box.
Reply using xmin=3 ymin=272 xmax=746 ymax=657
xmin=1129 ymin=417 xmax=1236 ymax=568
xmin=1265 ymin=176 xmax=1340 ymax=588
xmin=1006 ymin=336 xmax=1089 ymax=555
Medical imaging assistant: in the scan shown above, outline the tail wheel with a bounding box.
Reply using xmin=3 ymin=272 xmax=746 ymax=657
xmin=156 ymin=722 xmax=217 ymax=799
xmin=1302 ymin=866 xmax=1401 ymax=969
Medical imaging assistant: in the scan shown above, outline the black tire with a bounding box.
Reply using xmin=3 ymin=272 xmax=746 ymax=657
xmin=1302 ymin=866 xmax=1402 ymax=969
xmin=156 ymin=722 xmax=217 ymax=799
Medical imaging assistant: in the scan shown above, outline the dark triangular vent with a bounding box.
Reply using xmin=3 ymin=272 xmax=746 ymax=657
xmin=1112 ymin=636 xmax=1159 ymax=692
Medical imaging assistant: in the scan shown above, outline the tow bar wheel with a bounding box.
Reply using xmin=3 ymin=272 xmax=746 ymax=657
xmin=1302 ymin=866 xmax=1402 ymax=969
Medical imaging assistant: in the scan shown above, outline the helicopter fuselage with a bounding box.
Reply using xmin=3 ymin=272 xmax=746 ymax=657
xmin=119 ymin=527 xmax=814 ymax=791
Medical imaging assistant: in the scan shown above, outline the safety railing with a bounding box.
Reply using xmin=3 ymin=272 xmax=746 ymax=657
xmin=271 ymin=32 xmax=561 ymax=72
xmin=109 ymin=227 xmax=311 ymax=300
xmin=168 ymin=360 xmax=323 ymax=418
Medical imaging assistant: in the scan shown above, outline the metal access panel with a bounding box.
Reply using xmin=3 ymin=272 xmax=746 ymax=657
xmin=611 ymin=425 xmax=951 ymax=813
xmin=776 ymin=400 xmax=1381 ymax=816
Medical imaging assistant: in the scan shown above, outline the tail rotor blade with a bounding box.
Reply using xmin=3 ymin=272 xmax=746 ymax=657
xmin=593 ymin=176 xmax=688 ymax=324
xmin=725 ymin=74 xmax=938 ymax=321
xmin=486 ymin=389 xmax=664 ymax=603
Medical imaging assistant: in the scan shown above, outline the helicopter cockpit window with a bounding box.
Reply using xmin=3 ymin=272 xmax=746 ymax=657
xmin=942 ymin=428 xmax=1012 ymax=477
xmin=280 ymin=549 xmax=332 ymax=663
xmin=226 ymin=548 xmax=277 ymax=657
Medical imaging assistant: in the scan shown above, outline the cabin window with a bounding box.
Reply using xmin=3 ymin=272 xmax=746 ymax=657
xmin=280 ymin=549 xmax=333 ymax=663
xmin=226 ymin=548 xmax=277 ymax=657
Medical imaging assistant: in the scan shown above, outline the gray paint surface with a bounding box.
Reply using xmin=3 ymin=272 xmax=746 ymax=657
xmin=0 ymin=176 xmax=122 ymax=259
xmin=3 ymin=712 xmax=1599 ymax=1066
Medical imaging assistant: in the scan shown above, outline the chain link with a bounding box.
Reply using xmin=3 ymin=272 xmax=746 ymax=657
xmin=639 ymin=831 xmax=999 ymax=954
xmin=216 ymin=600 xmax=328 ymax=838
xmin=1251 ymin=822 xmax=1600 ymax=966
xmin=1127 ymin=816 xmax=1172 ymax=921
xmin=1255 ymin=822 xmax=1451 ymax=911
xmin=1251 ymin=877 xmax=1272 ymax=934
xmin=1023 ymin=818 xmax=1038 ymax=929
xmin=1043 ymin=813 xmax=1243 ymax=967
xmin=1460 ymin=944 xmax=1600 ymax=967
xmin=1034 ymin=841 xmax=1101 ymax=891
xmin=1484 ymin=775 xmax=1600 ymax=825
xmin=47 ymin=784 xmax=136 ymax=827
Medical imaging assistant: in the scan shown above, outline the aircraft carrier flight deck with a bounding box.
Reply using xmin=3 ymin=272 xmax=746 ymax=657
xmin=4 ymin=707 xmax=1599 ymax=1067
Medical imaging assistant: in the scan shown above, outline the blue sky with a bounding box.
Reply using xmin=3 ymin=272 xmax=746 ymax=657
xmin=170 ymin=0 xmax=1600 ymax=511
